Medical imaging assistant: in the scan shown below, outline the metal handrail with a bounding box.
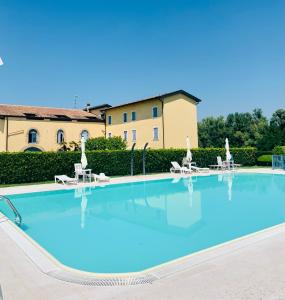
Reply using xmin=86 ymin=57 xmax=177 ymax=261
xmin=0 ymin=195 xmax=22 ymax=225
xmin=142 ymin=142 xmax=149 ymax=175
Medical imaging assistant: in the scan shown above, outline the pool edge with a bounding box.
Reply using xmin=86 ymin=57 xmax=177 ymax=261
xmin=1 ymin=170 xmax=285 ymax=286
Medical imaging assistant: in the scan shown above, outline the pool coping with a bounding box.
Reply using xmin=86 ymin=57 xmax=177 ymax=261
xmin=0 ymin=169 xmax=285 ymax=286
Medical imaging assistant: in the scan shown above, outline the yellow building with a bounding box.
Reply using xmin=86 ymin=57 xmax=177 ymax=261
xmin=0 ymin=90 xmax=202 ymax=152
xmin=0 ymin=105 xmax=105 ymax=152
xmin=90 ymin=90 xmax=201 ymax=149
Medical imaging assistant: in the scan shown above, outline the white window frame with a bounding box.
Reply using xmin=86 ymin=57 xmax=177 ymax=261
xmin=132 ymin=129 xmax=137 ymax=142
xmin=123 ymin=112 xmax=128 ymax=123
xmin=153 ymin=127 xmax=159 ymax=141
xmin=152 ymin=106 xmax=158 ymax=118
xmin=28 ymin=129 xmax=38 ymax=144
xmin=57 ymin=129 xmax=64 ymax=144
xmin=81 ymin=130 xmax=89 ymax=140
xmin=123 ymin=130 xmax=128 ymax=141
xmin=131 ymin=111 xmax=137 ymax=121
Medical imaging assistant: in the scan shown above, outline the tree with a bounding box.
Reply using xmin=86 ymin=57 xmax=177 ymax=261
xmin=198 ymin=108 xmax=280 ymax=150
xmin=85 ymin=136 xmax=127 ymax=151
xmin=106 ymin=136 xmax=127 ymax=150
xmin=86 ymin=137 xmax=107 ymax=150
xmin=198 ymin=116 xmax=227 ymax=147
xmin=270 ymin=109 xmax=285 ymax=145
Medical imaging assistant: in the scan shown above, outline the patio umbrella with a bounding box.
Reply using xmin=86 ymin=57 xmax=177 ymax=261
xmin=81 ymin=136 xmax=88 ymax=169
xmin=225 ymin=138 xmax=231 ymax=162
xmin=0 ymin=57 xmax=3 ymax=65
xmin=186 ymin=136 xmax=192 ymax=162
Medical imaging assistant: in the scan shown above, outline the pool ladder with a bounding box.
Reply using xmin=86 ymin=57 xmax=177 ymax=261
xmin=0 ymin=195 xmax=22 ymax=226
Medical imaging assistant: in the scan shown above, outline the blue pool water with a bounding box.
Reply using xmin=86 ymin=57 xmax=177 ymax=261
xmin=1 ymin=173 xmax=285 ymax=273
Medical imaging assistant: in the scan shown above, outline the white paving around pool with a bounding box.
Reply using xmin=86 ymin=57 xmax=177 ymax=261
xmin=1 ymin=168 xmax=285 ymax=300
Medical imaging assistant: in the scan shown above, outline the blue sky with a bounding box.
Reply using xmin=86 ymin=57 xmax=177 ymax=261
xmin=0 ymin=0 xmax=284 ymax=119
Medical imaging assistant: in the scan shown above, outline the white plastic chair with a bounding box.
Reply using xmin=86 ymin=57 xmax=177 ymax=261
xmin=74 ymin=163 xmax=84 ymax=181
xmin=170 ymin=161 xmax=191 ymax=174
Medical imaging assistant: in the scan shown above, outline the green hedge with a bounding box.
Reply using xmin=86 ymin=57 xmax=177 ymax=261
xmin=273 ymin=146 xmax=285 ymax=155
xmin=0 ymin=147 xmax=257 ymax=184
xmin=257 ymin=154 xmax=272 ymax=166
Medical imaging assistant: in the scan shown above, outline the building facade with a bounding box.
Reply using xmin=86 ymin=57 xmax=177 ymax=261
xmin=100 ymin=90 xmax=201 ymax=149
xmin=0 ymin=90 xmax=202 ymax=152
xmin=0 ymin=106 xmax=105 ymax=152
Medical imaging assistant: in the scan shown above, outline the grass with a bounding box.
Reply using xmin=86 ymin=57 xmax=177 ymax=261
xmin=0 ymin=181 xmax=54 ymax=188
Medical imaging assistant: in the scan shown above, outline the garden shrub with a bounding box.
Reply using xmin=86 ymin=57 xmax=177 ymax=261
xmin=85 ymin=136 xmax=127 ymax=151
xmin=273 ymin=146 xmax=285 ymax=155
xmin=257 ymin=154 xmax=272 ymax=166
xmin=0 ymin=147 xmax=257 ymax=184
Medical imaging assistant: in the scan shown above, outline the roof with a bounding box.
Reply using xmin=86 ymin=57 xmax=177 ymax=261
xmin=0 ymin=104 xmax=103 ymax=122
xmin=103 ymin=89 xmax=202 ymax=111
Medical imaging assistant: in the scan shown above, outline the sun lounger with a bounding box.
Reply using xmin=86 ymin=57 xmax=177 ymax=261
xmin=55 ymin=175 xmax=77 ymax=185
xmin=190 ymin=165 xmax=210 ymax=173
xmin=170 ymin=161 xmax=191 ymax=174
xmin=93 ymin=173 xmax=110 ymax=182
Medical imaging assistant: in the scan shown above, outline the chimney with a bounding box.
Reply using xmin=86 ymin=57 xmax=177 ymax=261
xmin=86 ymin=103 xmax=91 ymax=112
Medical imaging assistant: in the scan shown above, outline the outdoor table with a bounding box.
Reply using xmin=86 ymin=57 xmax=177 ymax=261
xmin=82 ymin=169 xmax=92 ymax=183
xmin=223 ymin=160 xmax=235 ymax=170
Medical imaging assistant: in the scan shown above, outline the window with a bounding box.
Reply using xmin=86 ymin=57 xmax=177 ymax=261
xmin=123 ymin=112 xmax=127 ymax=123
xmin=54 ymin=114 xmax=70 ymax=120
xmin=108 ymin=115 xmax=112 ymax=125
xmin=24 ymin=147 xmax=42 ymax=152
xmin=131 ymin=111 xmax=136 ymax=121
xmin=57 ymin=130 xmax=64 ymax=144
xmin=132 ymin=129 xmax=136 ymax=141
xmin=24 ymin=113 xmax=36 ymax=117
xmin=152 ymin=106 xmax=158 ymax=118
xmin=24 ymin=113 xmax=37 ymax=118
xmin=108 ymin=132 xmax=112 ymax=138
xmin=28 ymin=129 xmax=38 ymax=144
xmin=153 ymin=127 xmax=159 ymax=141
xmin=123 ymin=131 xmax=128 ymax=141
xmin=81 ymin=130 xmax=89 ymax=140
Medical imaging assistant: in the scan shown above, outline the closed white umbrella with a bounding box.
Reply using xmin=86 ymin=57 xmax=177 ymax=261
xmin=225 ymin=138 xmax=231 ymax=162
xmin=0 ymin=57 xmax=3 ymax=65
xmin=186 ymin=136 xmax=192 ymax=162
xmin=81 ymin=137 xmax=88 ymax=169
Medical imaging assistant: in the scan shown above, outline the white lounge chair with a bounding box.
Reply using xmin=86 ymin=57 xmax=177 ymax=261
xmin=209 ymin=156 xmax=226 ymax=170
xmin=55 ymin=175 xmax=77 ymax=185
xmin=93 ymin=173 xmax=110 ymax=182
xmin=190 ymin=165 xmax=210 ymax=173
xmin=170 ymin=161 xmax=191 ymax=174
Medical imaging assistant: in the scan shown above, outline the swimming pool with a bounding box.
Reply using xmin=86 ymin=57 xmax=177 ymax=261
xmin=1 ymin=173 xmax=285 ymax=274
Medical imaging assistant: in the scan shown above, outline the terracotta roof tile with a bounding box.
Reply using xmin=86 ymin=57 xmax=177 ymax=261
xmin=103 ymin=89 xmax=202 ymax=111
xmin=0 ymin=104 xmax=103 ymax=122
